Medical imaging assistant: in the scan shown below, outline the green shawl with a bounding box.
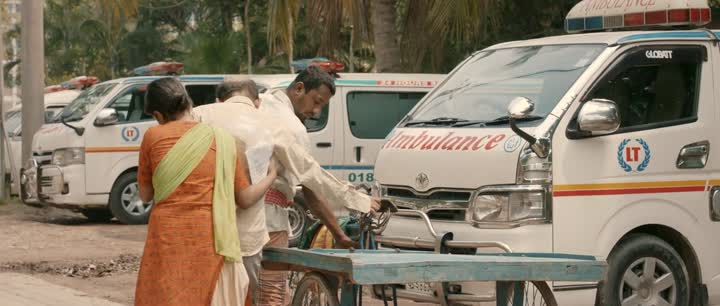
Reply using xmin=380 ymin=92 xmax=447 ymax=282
xmin=152 ymin=123 xmax=242 ymax=262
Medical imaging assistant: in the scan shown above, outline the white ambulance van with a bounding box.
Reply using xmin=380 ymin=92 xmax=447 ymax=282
xmin=6 ymin=77 xmax=100 ymax=194
xmin=5 ymin=90 xmax=80 ymax=192
xmin=21 ymin=68 xmax=444 ymax=233
xmin=374 ymin=1 xmax=720 ymax=305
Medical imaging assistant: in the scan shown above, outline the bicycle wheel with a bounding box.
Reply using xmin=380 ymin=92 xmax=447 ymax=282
xmin=502 ymin=281 xmax=557 ymax=306
xmin=291 ymin=272 xmax=340 ymax=306
xmin=288 ymin=271 xmax=304 ymax=297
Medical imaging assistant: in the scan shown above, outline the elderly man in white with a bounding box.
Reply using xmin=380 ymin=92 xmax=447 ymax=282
xmin=194 ymin=73 xmax=378 ymax=305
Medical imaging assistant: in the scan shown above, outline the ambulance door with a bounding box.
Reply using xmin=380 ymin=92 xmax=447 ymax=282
xmin=304 ymin=92 xmax=340 ymax=177
xmin=553 ymin=44 xmax=716 ymax=301
xmin=340 ymin=87 xmax=427 ymax=185
xmin=85 ymin=83 xmax=154 ymax=194
xmin=706 ymin=40 xmax=720 ymax=302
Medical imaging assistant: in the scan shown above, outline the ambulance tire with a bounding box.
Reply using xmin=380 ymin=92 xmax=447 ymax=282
xmin=288 ymin=196 xmax=309 ymax=248
xmin=598 ymin=234 xmax=690 ymax=306
xmin=80 ymin=209 xmax=114 ymax=222
xmin=109 ymin=172 xmax=150 ymax=225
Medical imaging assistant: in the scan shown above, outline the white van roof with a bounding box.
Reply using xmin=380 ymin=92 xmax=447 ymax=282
xmin=487 ymin=30 xmax=720 ymax=50
xmin=44 ymin=90 xmax=81 ymax=106
xmin=106 ymin=73 xmax=446 ymax=90
xmin=5 ymin=90 xmax=81 ymax=113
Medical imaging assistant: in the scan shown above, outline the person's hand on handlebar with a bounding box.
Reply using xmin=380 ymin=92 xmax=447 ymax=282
xmin=334 ymin=233 xmax=360 ymax=249
xmin=369 ymin=197 xmax=381 ymax=212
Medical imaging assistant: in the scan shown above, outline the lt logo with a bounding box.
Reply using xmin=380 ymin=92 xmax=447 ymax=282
xmin=617 ymin=138 xmax=651 ymax=173
xmin=121 ymin=126 xmax=140 ymax=142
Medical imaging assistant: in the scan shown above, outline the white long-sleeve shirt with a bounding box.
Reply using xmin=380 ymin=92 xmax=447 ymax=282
xmin=194 ymin=92 xmax=371 ymax=249
xmin=259 ymin=89 xmax=371 ymax=233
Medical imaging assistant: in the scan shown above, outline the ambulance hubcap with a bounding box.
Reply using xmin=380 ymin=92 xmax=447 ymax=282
xmin=288 ymin=203 xmax=305 ymax=240
xmin=620 ymin=257 xmax=676 ymax=306
xmin=121 ymin=183 xmax=151 ymax=216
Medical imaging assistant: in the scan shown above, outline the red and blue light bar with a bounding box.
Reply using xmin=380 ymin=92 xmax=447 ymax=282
xmin=44 ymin=76 xmax=99 ymax=93
xmin=132 ymin=61 xmax=184 ymax=76
xmin=291 ymin=57 xmax=345 ymax=75
xmin=566 ymin=0 xmax=711 ymax=34
xmin=566 ymin=7 xmax=711 ymax=32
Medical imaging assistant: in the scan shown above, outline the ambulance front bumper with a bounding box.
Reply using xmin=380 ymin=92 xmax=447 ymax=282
xmin=21 ymin=159 xmax=107 ymax=210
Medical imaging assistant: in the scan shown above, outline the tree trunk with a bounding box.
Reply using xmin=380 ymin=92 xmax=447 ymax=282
xmin=287 ymin=6 xmax=295 ymax=74
xmin=370 ymin=0 xmax=402 ymax=72
xmin=245 ymin=0 xmax=252 ymax=74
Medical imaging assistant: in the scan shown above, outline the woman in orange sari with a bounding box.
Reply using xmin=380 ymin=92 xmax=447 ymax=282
xmin=134 ymin=78 xmax=276 ymax=306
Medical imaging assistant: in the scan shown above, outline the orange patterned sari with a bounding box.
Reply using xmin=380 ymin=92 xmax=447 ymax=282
xmin=134 ymin=121 xmax=249 ymax=306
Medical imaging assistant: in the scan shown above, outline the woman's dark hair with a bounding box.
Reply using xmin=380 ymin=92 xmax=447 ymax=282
xmin=144 ymin=77 xmax=193 ymax=120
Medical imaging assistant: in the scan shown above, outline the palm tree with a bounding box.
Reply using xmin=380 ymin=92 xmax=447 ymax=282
xmin=81 ymin=0 xmax=138 ymax=78
xmin=266 ymin=0 xmax=501 ymax=73
xmin=245 ymin=0 xmax=253 ymax=74
xmin=370 ymin=0 xmax=401 ymax=72
xmin=267 ymin=0 xmax=301 ymax=73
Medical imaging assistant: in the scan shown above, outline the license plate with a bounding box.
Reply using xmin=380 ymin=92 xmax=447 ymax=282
xmin=404 ymin=282 xmax=434 ymax=294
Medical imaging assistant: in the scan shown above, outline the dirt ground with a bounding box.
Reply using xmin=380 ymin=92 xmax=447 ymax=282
xmin=0 ymin=199 xmax=437 ymax=306
xmin=0 ymin=199 xmax=146 ymax=305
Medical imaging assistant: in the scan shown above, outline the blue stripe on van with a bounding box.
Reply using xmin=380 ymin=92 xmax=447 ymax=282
xmin=122 ymin=76 xmax=225 ymax=84
xmin=277 ymin=79 xmax=379 ymax=87
xmin=321 ymin=165 xmax=375 ymax=170
xmin=617 ymin=31 xmax=711 ymax=44
xmin=179 ymin=76 xmax=225 ymax=82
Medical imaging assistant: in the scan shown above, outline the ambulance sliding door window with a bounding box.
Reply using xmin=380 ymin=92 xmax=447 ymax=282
xmin=585 ymin=45 xmax=704 ymax=132
xmin=304 ymin=105 xmax=329 ymax=132
xmin=347 ymin=91 xmax=426 ymax=139
xmin=186 ymin=85 xmax=217 ymax=107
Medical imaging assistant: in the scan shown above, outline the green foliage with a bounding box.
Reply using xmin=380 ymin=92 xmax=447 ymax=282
xmin=176 ymin=31 xmax=244 ymax=74
xmin=42 ymin=0 xmax=715 ymax=81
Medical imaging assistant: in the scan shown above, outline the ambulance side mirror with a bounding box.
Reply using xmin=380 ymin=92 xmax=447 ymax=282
xmin=576 ymin=99 xmax=620 ymax=136
xmin=508 ymin=97 xmax=534 ymax=119
xmin=507 ymin=97 xmax=549 ymax=158
xmin=94 ymin=108 xmax=119 ymax=127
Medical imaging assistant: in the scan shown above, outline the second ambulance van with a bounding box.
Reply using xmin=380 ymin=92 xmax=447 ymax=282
xmin=21 ymin=65 xmax=443 ymax=247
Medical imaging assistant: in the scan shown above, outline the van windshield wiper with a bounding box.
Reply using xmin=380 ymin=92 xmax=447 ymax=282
xmin=451 ymin=115 xmax=544 ymax=127
xmin=404 ymin=117 xmax=469 ymax=127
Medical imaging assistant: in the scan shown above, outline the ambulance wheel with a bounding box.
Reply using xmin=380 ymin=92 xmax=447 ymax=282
xmin=80 ymin=209 xmax=114 ymax=222
xmin=598 ymin=234 xmax=689 ymax=306
xmin=109 ymin=172 xmax=152 ymax=225
xmin=288 ymin=200 xmax=308 ymax=248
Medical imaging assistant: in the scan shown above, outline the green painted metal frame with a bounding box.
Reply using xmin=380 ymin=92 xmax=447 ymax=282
xmin=263 ymin=247 xmax=607 ymax=306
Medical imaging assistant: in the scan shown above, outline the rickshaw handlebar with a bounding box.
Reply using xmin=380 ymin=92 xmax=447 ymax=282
xmin=373 ymin=209 xmax=513 ymax=254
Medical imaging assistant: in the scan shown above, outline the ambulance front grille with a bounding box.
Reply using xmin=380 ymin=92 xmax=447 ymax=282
xmin=40 ymin=177 xmax=53 ymax=187
xmin=383 ymin=187 xmax=472 ymax=222
xmin=33 ymin=151 xmax=53 ymax=166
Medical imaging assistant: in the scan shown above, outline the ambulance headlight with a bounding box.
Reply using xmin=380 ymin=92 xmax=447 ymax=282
xmin=467 ymin=185 xmax=550 ymax=228
xmin=52 ymin=147 xmax=85 ymax=166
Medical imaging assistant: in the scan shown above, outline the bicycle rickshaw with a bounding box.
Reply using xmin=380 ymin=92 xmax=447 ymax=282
xmin=263 ymin=197 xmax=607 ymax=306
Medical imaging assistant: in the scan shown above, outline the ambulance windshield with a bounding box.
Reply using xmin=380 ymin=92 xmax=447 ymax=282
xmin=60 ymin=83 xmax=117 ymax=122
xmin=407 ymin=44 xmax=605 ymax=127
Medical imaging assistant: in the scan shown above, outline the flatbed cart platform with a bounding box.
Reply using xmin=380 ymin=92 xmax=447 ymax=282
xmin=263 ymin=247 xmax=607 ymax=306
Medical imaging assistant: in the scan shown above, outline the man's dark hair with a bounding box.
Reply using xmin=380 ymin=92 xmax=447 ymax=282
xmin=288 ymin=65 xmax=336 ymax=95
xmin=216 ymin=79 xmax=260 ymax=101
xmin=144 ymin=77 xmax=193 ymax=120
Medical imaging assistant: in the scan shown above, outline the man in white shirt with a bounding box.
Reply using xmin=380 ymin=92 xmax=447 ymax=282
xmin=194 ymin=76 xmax=378 ymax=305
xmin=193 ymin=80 xmax=271 ymax=304
xmin=257 ymin=66 xmax=380 ymax=305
